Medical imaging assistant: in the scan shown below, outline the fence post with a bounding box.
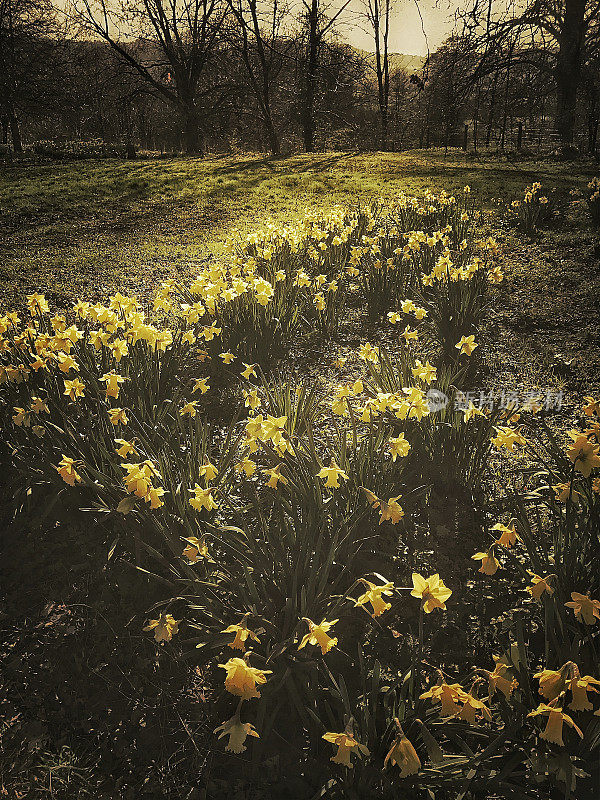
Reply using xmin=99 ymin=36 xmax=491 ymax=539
xmin=463 ymin=124 xmax=468 ymax=151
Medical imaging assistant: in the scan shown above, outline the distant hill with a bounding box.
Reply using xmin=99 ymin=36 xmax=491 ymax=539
xmin=354 ymin=48 xmax=426 ymax=75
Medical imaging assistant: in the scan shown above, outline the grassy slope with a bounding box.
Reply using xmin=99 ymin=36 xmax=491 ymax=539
xmin=1 ymin=151 xmax=600 ymax=797
xmin=1 ymin=149 xmax=597 ymax=307
xmin=1 ymin=149 xmax=599 ymax=389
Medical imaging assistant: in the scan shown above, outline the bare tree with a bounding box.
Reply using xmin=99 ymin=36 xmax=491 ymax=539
xmin=299 ymin=0 xmax=351 ymax=152
xmin=361 ymin=0 xmax=392 ymax=149
xmin=73 ymin=0 xmax=230 ymax=153
xmin=0 ymin=0 xmax=59 ymax=150
xmin=458 ymin=0 xmax=600 ymax=149
xmin=227 ymin=0 xmax=289 ymax=155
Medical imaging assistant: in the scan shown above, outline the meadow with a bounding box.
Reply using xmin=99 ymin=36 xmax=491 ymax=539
xmin=1 ymin=151 xmax=600 ymax=800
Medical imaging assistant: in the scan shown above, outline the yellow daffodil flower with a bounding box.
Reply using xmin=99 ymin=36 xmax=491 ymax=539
xmin=322 ymin=729 xmax=369 ymax=768
xmin=218 ymin=655 xmax=272 ymax=700
xmin=318 ymin=459 xmax=348 ymax=489
xmin=389 ymin=433 xmax=411 ymax=460
xmin=56 ymin=455 xmax=81 ymax=486
xmin=355 ymin=578 xmax=394 ymax=617
xmin=298 ymin=618 xmax=338 ymax=655
xmin=214 ymin=712 xmax=259 ymax=753
xmin=455 ymin=335 xmax=478 ymax=356
xmin=411 ymin=573 xmax=452 ymax=613
xmin=222 ymin=614 xmax=261 ymax=651
xmin=384 ymin=728 xmax=421 ymax=777
xmin=189 ymin=484 xmax=218 ymax=512
xmin=528 ymin=704 xmax=583 ymax=747
xmin=144 ymin=612 xmax=179 ymax=644
xmin=565 ymin=592 xmax=600 ymax=624
xmin=472 ymin=550 xmax=500 ymax=575
xmin=182 ymin=536 xmax=210 ymax=563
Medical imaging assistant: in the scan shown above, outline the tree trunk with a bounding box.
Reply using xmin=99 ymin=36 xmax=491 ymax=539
xmin=486 ymin=70 xmax=499 ymax=147
xmin=555 ymin=0 xmax=587 ymax=149
xmin=183 ymin=108 xmax=203 ymax=155
xmin=588 ymin=87 xmax=599 ymax=154
xmin=302 ymin=0 xmax=319 ymax=153
xmin=266 ymin=117 xmax=280 ymax=156
xmin=9 ymin=111 xmax=22 ymax=152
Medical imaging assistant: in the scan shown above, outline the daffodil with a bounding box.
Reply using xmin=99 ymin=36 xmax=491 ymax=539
xmin=188 ymin=484 xmax=218 ymax=512
xmin=100 ymin=371 xmax=126 ymax=400
xmin=147 ymin=486 xmax=165 ymax=509
xmin=526 ymin=572 xmax=555 ymax=601
xmin=222 ymin=614 xmax=261 ymax=651
xmin=108 ymin=407 xmax=128 ymax=426
xmin=219 ymin=352 xmax=236 ymax=364
xmin=355 ymin=578 xmax=394 ymax=617
xmin=400 ymin=325 xmax=418 ymax=343
xmin=552 ymin=482 xmax=580 ymax=504
xmin=57 ymin=352 xmax=79 ymax=373
xmin=63 ymin=378 xmax=85 ymax=401
xmin=192 ymin=377 xmax=210 ymax=395
xmin=567 ymin=432 xmax=600 ymax=478
xmin=201 ymin=324 xmax=221 ymax=341
xmin=110 ymin=338 xmax=129 ymax=361
xmin=144 ymin=612 xmax=179 ymax=644
xmin=492 ymin=426 xmax=526 ymax=450
xmin=487 ymin=660 xmax=518 ymax=699
xmin=298 ymin=617 xmax=338 ymax=655
xmin=583 ymin=396 xmax=600 ymax=417
xmin=235 ymin=457 xmax=256 ymax=477
xmin=455 ymin=335 xmax=478 ymax=356
xmin=384 ymin=725 xmax=421 ymax=777
xmin=565 ymin=592 xmax=600 ymax=624
xmin=358 ymin=342 xmax=379 ymax=362
xmin=182 ymin=536 xmax=210 ymax=563
xmin=472 ymin=550 xmax=500 ymax=575
xmin=411 ymin=573 xmax=452 ymax=613
xmin=180 ymin=400 xmax=199 ymax=417
xmin=463 ymin=401 xmax=484 ymax=422
xmin=318 ymin=459 xmax=348 ymax=489
xmin=568 ymin=675 xmax=600 ymax=711
xmin=491 ymin=522 xmax=519 ymax=548
xmin=412 ymin=359 xmax=436 ymax=384
xmin=30 ymin=397 xmax=49 ymax=414
xmin=535 ymin=668 xmax=567 ymax=701
xmin=378 ymin=496 xmax=404 ymax=525
xmin=241 ymin=363 xmax=258 ymax=380
xmin=214 ymin=711 xmax=259 ymax=753
xmin=56 ymin=455 xmax=81 ymax=486
xmin=263 ymin=464 xmax=287 ymax=489
xmin=219 ymin=655 xmax=272 ymax=700
xmin=388 ymin=433 xmax=411 ymax=460
xmin=243 ymin=388 xmax=261 ymax=410
xmin=420 ymin=680 xmax=466 ymax=716
xmin=457 ymin=693 xmax=492 ymax=724
xmin=27 ymin=292 xmax=49 ymax=315
xmin=199 ymin=461 xmax=218 ymax=481
xmin=322 ymin=728 xmax=369 ymax=768
xmin=528 ymin=704 xmax=583 ymax=747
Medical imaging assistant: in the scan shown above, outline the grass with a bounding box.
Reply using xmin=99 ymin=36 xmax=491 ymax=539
xmin=1 ymin=149 xmax=598 ymax=309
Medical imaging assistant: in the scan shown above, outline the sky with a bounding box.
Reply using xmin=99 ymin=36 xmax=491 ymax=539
xmin=341 ymin=0 xmax=457 ymax=57
xmin=60 ymin=0 xmax=458 ymax=59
